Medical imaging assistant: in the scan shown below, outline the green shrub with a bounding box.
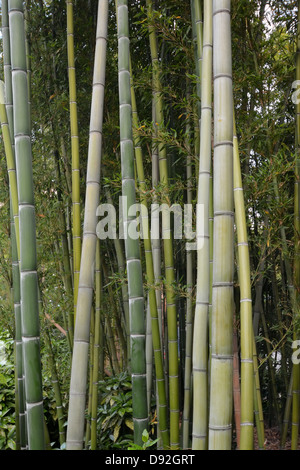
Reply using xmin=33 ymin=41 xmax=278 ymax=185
xmin=0 ymin=333 xmax=16 ymax=450
xmin=96 ymin=371 xmax=135 ymax=449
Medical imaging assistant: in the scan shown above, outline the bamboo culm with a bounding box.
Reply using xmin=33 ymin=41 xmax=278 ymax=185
xmin=192 ymin=0 xmax=212 ymax=450
xmin=117 ymin=0 xmax=148 ymax=445
xmin=9 ymin=0 xmax=45 ymax=450
xmin=209 ymin=0 xmax=234 ymax=450
xmin=66 ymin=0 xmax=108 ymax=450
xmin=67 ymin=0 xmax=81 ymax=333
xmin=146 ymin=0 xmax=180 ymax=448
xmin=233 ymin=114 xmax=254 ymax=449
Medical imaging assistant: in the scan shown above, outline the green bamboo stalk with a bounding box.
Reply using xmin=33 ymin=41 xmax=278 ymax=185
xmin=8 ymin=0 xmax=45 ymax=450
xmin=252 ymin=336 xmax=264 ymax=449
xmin=1 ymin=2 xmax=26 ymax=447
xmin=192 ymin=0 xmax=212 ymax=450
xmin=85 ymin=306 xmax=95 ymax=448
xmin=292 ymin=0 xmax=300 ymax=450
xmin=182 ymin=86 xmax=194 ymax=449
xmin=130 ymin=57 xmax=169 ymax=448
xmin=233 ymin=314 xmax=241 ymax=448
xmin=102 ymin=260 xmax=127 ymax=369
xmin=24 ymin=2 xmax=31 ymax=127
xmin=233 ymin=115 xmax=254 ymax=449
xmin=117 ymin=0 xmax=148 ymax=445
xmin=105 ymin=189 xmax=130 ymax=362
xmin=53 ymin=150 xmax=74 ymax=350
xmin=90 ymin=239 xmax=102 ymax=450
xmin=190 ymin=0 xmax=203 ymax=126
xmin=0 ymin=84 xmax=27 ymax=447
xmin=0 ymin=82 xmax=20 ymax=255
xmin=66 ymin=0 xmax=81 ymax=328
xmin=145 ymin=297 xmax=153 ymax=414
xmin=43 ymin=329 xmax=66 ymax=447
xmin=66 ymin=0 xmax=108 ymax=450
xmin=151 ymin=97 xmax=164 ymax=447
xmin=104 ymin=311 xmax=120 ymax=375
xmin=209 ymin=0 xmax=234 ymax=450
xmin=2 ymin=0 xmax=14 ymax=136
xmin=146 ymin=0 xmax=179 ymax=448
xmin=281 ymin=369 xmax=293 ymax=449
xmin=10 ymin=204 xmax=26 ymax=449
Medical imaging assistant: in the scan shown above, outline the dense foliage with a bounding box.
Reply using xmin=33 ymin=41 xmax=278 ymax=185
xmin=0 ymin=0 xmax=299 ymax=450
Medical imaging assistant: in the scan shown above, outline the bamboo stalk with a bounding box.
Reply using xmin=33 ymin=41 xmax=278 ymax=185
xmin=190 ymin=0 xmax=203 ymax=131
xmin=66 ymin=0 xmax=81 ymax=328
xmin=253 ymin=335 xmax=264 ymax=448
xmin=233 ymin=314 xmax=241 ymax=448
xmin=192 ymin=0 xmax=212 ymax=450
xmin=291 ymin=0 xmax=300 ymax=450
xmin=90 ymin=239 xmax=102 ymax=450
xmin=117 ymin=0 xmax=148 ymax=445
xmin=9 ymin=0 xmax=45 ymax=450
xmin=209 ymin=0 xmax=234 ymax=450
xmin=182 ymin=87 xmax=194 ymax=449
xmin=43 ymin=329 xmax=66 ymax=447
xmin=66 ymin=0 xmax=108 ymax=449
xmin=233 ymin=115 xmax=254 ymax=449
xmin=1 ymin=2 xmax=27 ymax=447
xmin=10 ymin=204 xmax=26 ymax=449
xmin=146 ymin=0 xmax=179 ymax=448
xmin=130 ymin=57 xmax=169 ymax=448
xmin=0 ymin=82 xmax=20 ymax=256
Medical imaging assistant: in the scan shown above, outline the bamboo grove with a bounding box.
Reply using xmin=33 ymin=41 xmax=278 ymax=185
xmin=0 ymin=0 xmax=299 ymax=451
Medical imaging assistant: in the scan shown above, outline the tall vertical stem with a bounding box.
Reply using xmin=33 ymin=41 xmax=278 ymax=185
xmin=67 ymin=0 xmax=81 ymax=332
xmin=209 ymin=0 xmax=234 ymax=450
xmin=146 ymin=0 xmax=179 ymax=448
xmin=192 ymin=0 xmax=212 ymax=450
xmin=117 ymin=0 xmax=148 ymax=445
xmin=233 ymin=115 xmax=253 ymax=448
xmin=292 ymin=0 xmax=300 ymax=449
xmin=66 ymin=0 xmax=108 ymax=449
xmin=9 ymin=0 xmax=45 ymax=450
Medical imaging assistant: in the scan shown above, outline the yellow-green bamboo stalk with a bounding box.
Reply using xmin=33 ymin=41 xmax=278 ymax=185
xmin=2 ymin=0 xmax=14 ymax=138
xmin=130 ymin=57 xmax=169 ymax=448
xmin=191 ymin=0 xmax=203 ymax=127
xmin=66 ymin=0 xmax=108 ymax=449
xmin=209 ymin=0 xmax=234 ymax=450
xmin=9 ymin=0 xmax=45 ymax=449
xmin=117 ymin=0 xmax=149 ymax=445
xmin=90 ymin=239 xmax=102 ymax=449
xmin=253 ymin=336 xmax=264 ymax=449
xmin=192 ymin=0 xmax=212 ymax=450
xmin=292 ymin=0 xmax=300 ymax=450
xmin=281 ymin=370 xmax=293 ymax=449
xmin=11 ymin=206 xmax=26 ymax=449
xmin=151 ymin=96 xmax=164 ymax=448
xmin=1 ymin=1 xmax=27 ymax=448
xmin=105 ymin=188 xmax=130 ymax=362
xmin=0 ymin=81 xmax=20 ymax=255
xmin=233 ymin=115 xmax=254 ymax=449
xmin=182 ymin=86 xmax=194 ymax=449
xmin=146 ymin=0 xmax=179 ymax=448
xmin=66 ymin=0 xmax=81 ymax=329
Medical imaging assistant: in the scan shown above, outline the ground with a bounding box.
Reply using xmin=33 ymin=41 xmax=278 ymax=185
xmin=254 ymin=427 xmax=293 ymax=450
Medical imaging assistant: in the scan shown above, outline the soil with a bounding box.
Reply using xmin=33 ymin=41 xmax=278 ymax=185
xmin=254 ymin=427 xmax=293 ymax=450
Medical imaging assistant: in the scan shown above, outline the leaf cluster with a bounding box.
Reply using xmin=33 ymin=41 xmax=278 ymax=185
xmin=96 ymin=372 xmax=134 ymax=449
xmin=0 ymin=333 xmax=15 ymax=450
